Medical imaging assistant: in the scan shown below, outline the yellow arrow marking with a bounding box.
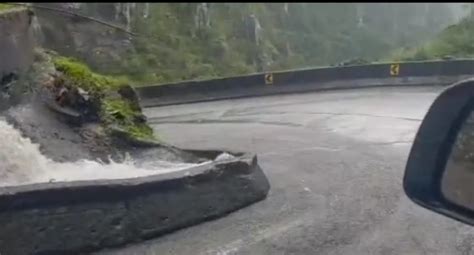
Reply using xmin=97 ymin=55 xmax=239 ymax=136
xmin=390 ymin=64 xmax=400 ymax=76
xmin=265 ymin=73 xmax=273 ymax=85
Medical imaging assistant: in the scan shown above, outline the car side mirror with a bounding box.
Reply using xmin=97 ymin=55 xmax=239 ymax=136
xmin=404 ymin=78 xmax=474 ymax=226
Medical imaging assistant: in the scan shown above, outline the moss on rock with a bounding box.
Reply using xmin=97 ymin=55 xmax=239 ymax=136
xmin=101 ymin=98 xmax=154 ymax=140
xmin=50 ymin=54 xmax=156 ymax=143
xmin=53 ymin=56 xmax=126 ymax=95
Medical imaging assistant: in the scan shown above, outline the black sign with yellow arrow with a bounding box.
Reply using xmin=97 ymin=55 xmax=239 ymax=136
xmin=264 ymin=73 xmax=273 ymax=85
xmin=390 ymin=64 xmax=400 ymax=76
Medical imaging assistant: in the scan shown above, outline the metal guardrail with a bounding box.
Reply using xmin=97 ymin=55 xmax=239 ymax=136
xmin=136 ymin=60 xmax=474 ymax=107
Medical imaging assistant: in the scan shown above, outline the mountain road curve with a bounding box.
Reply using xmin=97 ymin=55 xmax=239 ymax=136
xmin=95 ymin=86 xmax=474 ymax=255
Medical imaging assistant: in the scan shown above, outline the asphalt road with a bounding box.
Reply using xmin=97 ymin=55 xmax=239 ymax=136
xmin=97 ymin=86 xmax=474 ymax=255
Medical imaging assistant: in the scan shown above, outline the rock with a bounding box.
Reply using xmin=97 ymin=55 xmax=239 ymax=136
xmin=33 ymin=3 xmax=134 ymax=73
xmin=195 ymin=3 xmax=211 ymax=31
xmin=113 ymin=3 xmax=143 ymax=31
xmin=117 ymin=84 xmax=143 ymax=112
xmin=143 ymin=3 xmax=150 ymax=19
xmin=246 ymin=14 xmax=262 ymax=46
xmin=118 ymin=84 xmax=139 ymax=104
xmin=45 ymin=100 xmax=82 ymax=124
xmin=56 ymin=87 xmax=69 ymax=106
xmin=0 ymin=73 xmax=18 ymax=91
xmin=77 ymin=87 xmax=90 ymax=101
xmin=134 ymin=113 xmax=147 ymax=123
xmin=4 ymin=100 xmax=95 ymax=162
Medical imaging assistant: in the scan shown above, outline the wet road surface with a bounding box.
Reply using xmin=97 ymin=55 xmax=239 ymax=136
xmin=96 ymin=86 xmax=474 ymax=255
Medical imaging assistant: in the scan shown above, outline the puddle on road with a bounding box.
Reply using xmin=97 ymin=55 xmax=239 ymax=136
xmin=323 ymin=115 xmax=421 ymax=145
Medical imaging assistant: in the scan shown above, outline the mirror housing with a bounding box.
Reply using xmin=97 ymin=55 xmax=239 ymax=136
xmin=404 ymin=78 xmax=474 ymax=226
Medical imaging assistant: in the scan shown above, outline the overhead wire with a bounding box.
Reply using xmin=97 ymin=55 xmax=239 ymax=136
xmin=4 ymin=3 xmax=143 ymax=37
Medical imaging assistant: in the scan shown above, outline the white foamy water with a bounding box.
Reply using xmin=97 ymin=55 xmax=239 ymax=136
xmin=0 ymin=119 xmax=219 ymax=187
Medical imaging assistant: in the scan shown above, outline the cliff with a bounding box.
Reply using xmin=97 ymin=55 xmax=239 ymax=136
xmin=31 ymin=3 xmax=460 ymax=85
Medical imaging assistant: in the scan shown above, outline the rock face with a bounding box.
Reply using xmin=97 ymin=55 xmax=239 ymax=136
xmin=195 ymin=3 xmax=210 ymax=31
xmin=0 ymin=8 xmax=34 ymax=88
xmin=113 ymin=3 xmax=137 ymax=31
xmin=248 ymin=14 xmax=262 ymax=46
xmin=32 ymin=3 xmax=135 ymax=73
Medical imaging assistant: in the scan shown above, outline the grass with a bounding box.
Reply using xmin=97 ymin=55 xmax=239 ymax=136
xmin=0 ymin=3 xmax=25 ymax=13
xmin=101 ymin=98 xmax=154 ymax=140
xmin=0 ymin=3 xmax=14 ymax=11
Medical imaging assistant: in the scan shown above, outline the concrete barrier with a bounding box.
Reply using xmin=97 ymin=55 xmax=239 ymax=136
xmin=0 ymin=151 xmax=270 ymax=255
xmin=136 ymin=60 xmax=474 ymax=107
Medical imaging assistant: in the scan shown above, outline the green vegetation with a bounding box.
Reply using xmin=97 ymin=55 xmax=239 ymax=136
xmin=101 ymin=98 xmax=154 ymax=140
xmin=61 ymin=3 xmax=459 ymax=85
xmin=0 ymin=3 xmax=14 ymax=11
xmin=0 ymin=3 xmax=27 ymax=13
xmin=52 ymin=56 xmax=155 ymax=141
xmin=390 ymin=16 xmax=474 ymax=61
xmin=53 ymin=56 xmax=126 ymax=95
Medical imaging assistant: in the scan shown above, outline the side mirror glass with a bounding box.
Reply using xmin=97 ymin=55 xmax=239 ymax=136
xmin=404 ymin=78 xmax=474 ymax=226
xmin=442 ymin=110 xmax=474 ymax=211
